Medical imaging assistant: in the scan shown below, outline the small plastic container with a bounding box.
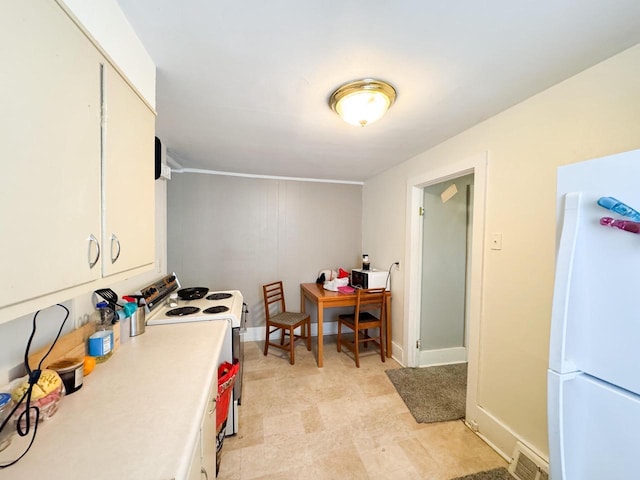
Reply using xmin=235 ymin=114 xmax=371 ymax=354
xmin=120 ymin=315 xmax=131 ymax=344
xmin=10 ymin=370 xmax=65 ymax=430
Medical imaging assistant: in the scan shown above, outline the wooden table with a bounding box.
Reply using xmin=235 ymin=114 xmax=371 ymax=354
xmin=300 ymin=282 xmax=392 ymax=367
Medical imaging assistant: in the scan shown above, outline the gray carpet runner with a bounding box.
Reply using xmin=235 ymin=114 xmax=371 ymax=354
xmin=386 ymin=363 xmax=467 ymax=423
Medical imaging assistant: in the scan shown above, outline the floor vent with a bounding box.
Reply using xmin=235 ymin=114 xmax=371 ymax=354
xmin=508 ymin=442 xmax=549 ymax=480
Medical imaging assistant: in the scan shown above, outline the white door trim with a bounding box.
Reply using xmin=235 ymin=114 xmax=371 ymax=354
xmin=403 ymin=151 xmax=487 ymax=423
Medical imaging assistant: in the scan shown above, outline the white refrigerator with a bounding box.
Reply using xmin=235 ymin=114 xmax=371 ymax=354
xmin=548 ymin=148 xmax=640 ymax=479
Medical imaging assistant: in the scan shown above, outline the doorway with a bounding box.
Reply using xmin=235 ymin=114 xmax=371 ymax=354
xmin=403 ymin=151 xmax=487 ymax=422
xmin=419 ymin=174 xmax=474 ymax=366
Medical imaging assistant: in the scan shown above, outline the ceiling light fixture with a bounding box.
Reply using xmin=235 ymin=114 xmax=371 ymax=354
xmin=329 ymin=78 xmax=397 ymax=127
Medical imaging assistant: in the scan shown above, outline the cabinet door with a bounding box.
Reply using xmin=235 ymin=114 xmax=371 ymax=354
xmin=186 ymin=435 xmax=203 ymax=480
xmin=102 ymin=65 xmax=155 ymax=277
xmin=0 ymin=0 xmax=102 ymax=308
xmin=201 ymin=385 xmax=217 ymax=479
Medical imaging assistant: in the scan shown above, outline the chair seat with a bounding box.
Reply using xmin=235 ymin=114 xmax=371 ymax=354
xmin=338 ymin=311 xmax=378 ymax=323
xmin=270 ymin=311 xmax=309 ymax=327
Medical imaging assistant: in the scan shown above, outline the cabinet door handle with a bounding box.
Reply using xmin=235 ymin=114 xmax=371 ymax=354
xmin=88 ymin=234 xmax=100 ymax=269
xmin=201 ymin=467 xmax=208 ymax=480
xmin=110 ymin=233 xmax=121 ymax=264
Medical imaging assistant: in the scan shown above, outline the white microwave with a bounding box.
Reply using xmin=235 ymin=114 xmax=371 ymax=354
xmin=350 ymin=269 xmax=390 ymax=291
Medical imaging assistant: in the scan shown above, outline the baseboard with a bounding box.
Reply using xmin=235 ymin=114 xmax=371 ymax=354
xmin=390 ymin=339 xmax=405 ymax=366
xmin=418 ymin=346 xmax=467 ymax=366
xmin=469 ymin=405 xmax=549 ymax=469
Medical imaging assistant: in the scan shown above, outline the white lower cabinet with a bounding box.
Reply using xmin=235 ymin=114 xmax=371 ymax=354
xmin=0 ymin=0 xmax=155 ymax=322
xmin=200 ymin=380 xmax=218 ymax=478
xmin=187 ymin=377 xmax=217 ymax=479
xmin=187 ymin=436 xmax=203 ymax=480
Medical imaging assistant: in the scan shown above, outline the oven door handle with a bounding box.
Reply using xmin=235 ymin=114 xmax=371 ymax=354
xmin=240 ymin=303 xmax=248 ymax=332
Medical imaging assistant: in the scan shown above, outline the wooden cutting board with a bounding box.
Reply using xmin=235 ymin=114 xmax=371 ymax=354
xmin=27 ymin=322 xmax=97 ymax=369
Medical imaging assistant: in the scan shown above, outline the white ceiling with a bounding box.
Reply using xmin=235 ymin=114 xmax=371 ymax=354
xmin=115 ymin=1 xmax=640 ymax=182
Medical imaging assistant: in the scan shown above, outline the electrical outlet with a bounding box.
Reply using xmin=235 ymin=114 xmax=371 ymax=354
xmin=491 ymin=232 xmax=503 ymax=250
xmin=75 ymin=313 xmax=90 ymax=329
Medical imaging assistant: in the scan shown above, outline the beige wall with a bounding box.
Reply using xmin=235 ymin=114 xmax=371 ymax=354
xmin=60 ymin=0 xmax=156 ymax=107
xmin=363 ymin=44 xmax=640 ymax=457
xmin=167 ymin=173 xmax=363 ymax=330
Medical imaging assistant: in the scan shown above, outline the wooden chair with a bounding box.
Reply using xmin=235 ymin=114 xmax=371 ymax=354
xmin=337 ymin=287 xmax=386 ymax=367
xmin=262 ymin=281 xmax=311 ymax=365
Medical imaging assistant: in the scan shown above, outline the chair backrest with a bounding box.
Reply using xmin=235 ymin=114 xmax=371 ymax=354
xmin=354 ymin=287 xmax=386 ymax=321
xmin=263 ymin=281 xmax=286 ymax=321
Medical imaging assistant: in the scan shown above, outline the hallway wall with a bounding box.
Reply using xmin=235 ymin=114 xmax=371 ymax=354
xmin=362 ymin=44 xmax=640 ymax=458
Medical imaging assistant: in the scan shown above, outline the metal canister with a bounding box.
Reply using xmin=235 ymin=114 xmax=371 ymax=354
xmin=130 ymin=306 xmax=146 ymax=337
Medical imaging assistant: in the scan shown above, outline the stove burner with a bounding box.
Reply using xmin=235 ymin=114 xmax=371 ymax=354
xmin=166 ymin=306 xmax=201 ymax=317
xmin=178 ymin=287 xmax=208 ymax=300
xmin=203 ymin=306 xmax=230 ymax=314
xmin=206 ymin=293 xmax=233 ymax=301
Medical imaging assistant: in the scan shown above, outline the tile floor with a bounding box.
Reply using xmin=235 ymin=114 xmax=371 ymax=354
xmin=218 ymin=336 xmax=507 ymax=480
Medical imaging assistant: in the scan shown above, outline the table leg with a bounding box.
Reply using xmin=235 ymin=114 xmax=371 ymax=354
xmin=317 ymin=301 xmax=323 ymax=368
xmin=386 ymin=296 xmax=392 ymax=358
xmin=300 ymin=287 xmax=323 ymax=368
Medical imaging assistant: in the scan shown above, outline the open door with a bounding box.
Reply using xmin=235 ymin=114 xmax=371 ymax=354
xmin=419 ymin=174 xmax=473 ymax=366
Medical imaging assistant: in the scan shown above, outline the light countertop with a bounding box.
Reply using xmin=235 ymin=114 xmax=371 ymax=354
xmin=0 ymin=320 xmax=227 ymax=479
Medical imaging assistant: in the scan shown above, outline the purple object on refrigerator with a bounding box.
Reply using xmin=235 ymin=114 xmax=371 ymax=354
xmin=548 ymin=148 xmax=640 ymax=480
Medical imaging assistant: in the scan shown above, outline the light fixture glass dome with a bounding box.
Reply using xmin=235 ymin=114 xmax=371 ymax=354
xmin=329 ymin=79 xmax=396 ymax=127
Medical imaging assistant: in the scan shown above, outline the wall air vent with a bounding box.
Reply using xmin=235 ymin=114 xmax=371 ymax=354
xmin=508 ymin=442 xmax=549 ymax=480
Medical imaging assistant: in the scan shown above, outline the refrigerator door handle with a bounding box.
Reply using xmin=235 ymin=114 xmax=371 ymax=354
xmin=549 ymin=192 xmax=581 ymax=373
xmin=548 ymin=371 xmax=567 ymax=480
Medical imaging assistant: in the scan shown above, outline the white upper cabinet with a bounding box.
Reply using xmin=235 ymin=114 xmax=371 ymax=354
xmin=101 ymin=65 xmax=155 ymax=277
xmin=0 ymin=0 xmax=103 ymax=309
xmin=0 ymin=0 xmax=156 ymax=322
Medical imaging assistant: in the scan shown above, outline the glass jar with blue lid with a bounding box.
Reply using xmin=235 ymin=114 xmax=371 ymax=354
xmin=0 ymin=392 xmax=15 ymax=451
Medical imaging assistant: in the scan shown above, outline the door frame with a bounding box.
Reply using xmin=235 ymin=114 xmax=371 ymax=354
xmin=403 ymin=151 xmax=487 ymax=421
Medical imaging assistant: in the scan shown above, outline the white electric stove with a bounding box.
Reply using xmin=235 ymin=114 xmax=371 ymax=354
xmin=140 ymin=273 xmax=246 ymax=436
